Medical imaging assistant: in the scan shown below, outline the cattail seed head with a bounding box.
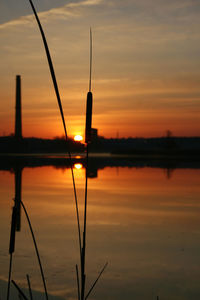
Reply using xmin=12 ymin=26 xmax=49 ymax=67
xmin=85 ymin=92 xmax=93 ymax=144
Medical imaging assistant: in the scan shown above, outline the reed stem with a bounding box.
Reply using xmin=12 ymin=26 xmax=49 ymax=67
xmin=81 ymin=144 xmax=89 ymax=300
xmin=76 ymin=264 xmax=81 ymax=300
xmin=26 ymin=274 xmax=33 ymax=300
xmin=11 ymin=280 xmax=29 ymax=300
xmin=6 ymin=253 xmax=13 ymax=300
xmin=20 ymin=200 xmax=48 ymax=300
xmin=85 ymin=262 xmax=108 ymax=300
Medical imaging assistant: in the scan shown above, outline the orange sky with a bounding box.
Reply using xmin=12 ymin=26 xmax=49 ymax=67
xmin=0 ymin=0 xmax=200 ymax=139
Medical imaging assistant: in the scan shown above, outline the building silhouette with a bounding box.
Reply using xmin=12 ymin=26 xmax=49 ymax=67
xmin=91 ymin=128 xmax=98 ymax=141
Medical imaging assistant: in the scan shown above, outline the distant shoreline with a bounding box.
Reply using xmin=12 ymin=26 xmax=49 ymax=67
xmin=0 ymin=153 xmax=199 ymax=173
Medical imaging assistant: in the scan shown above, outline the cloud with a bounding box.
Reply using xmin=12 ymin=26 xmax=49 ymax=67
xmin=0 ymin=0 xmax=103 ymax=30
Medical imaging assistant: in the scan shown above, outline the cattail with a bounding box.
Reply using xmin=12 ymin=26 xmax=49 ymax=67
xmin=85 ymin=91 xmax=93 ymax=144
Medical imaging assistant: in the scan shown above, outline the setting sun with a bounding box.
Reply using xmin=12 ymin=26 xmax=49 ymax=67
xmin=74 ymin=135 xmax=83 ymax=142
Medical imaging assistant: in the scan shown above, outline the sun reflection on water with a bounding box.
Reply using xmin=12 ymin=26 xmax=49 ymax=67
xmin=74 ymin=163 xmax=83 ymax=170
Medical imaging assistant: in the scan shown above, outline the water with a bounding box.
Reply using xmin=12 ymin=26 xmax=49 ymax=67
xmin=0 ymin=159 xmax=200 ymax=300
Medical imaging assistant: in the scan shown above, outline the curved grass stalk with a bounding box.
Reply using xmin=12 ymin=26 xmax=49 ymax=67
xmin=11 ymin=280 xmax=29 ymax=300
xmin=27 ymin=0 xmax=82 ymax=259
xmin=20 ymin=200 xmax=48 ymax=300
xmin=85 ymin=262 xmax=108 ymax=300
xmin=26 ymin=274 xmax=33 ymax=300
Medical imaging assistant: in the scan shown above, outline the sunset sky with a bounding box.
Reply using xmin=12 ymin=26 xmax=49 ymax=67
xmin=0 ymin=0 xmax=200 ymax=139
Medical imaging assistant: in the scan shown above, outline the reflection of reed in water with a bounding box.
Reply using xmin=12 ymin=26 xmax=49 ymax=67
xmin=14 ymin=167 xmax=22 ymax=232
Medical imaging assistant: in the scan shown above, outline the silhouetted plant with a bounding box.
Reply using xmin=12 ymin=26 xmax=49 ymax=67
xmin=15 ymin=2 xmax=108 ymax=300
xmin=11 ymin=280 xmax=29 ymax=300
xmin=21 ymin=200 xmax=48 ymax=300
xmin=26 ymin=274 xmax=33 ymax=300
xmin=27 ymin=0 xmax=81 ymax=262
xmin=79 ymin=28 xmax=108 ymax=300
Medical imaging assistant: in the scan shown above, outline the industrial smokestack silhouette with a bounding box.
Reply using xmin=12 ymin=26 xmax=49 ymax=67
xmin=15 ymin=75 xmax=22 ymax=140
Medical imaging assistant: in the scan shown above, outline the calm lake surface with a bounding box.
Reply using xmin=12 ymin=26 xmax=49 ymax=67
xmin=0 ymin=159 xmax=200 ymax=300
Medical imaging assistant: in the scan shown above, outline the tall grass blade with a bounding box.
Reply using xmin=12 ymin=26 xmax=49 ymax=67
xmin=76 ymin=264 xmax=81 ymax=300
xmin=85 ymin=262 xmax=108 ymax=300
xmin=27 ymin=0 xmax=82 ymax=259
xmin=89 ymin=28 xmax=92 ymax=93
xmin=20 ymin=200 xmax=48 ymax=300
xmin=7 ymin=203 xmax=18 ymax=300
xmin=26 ymin=274 xmax=33 ymax=300
xmin=11 ymin=280 xmax=29 ymax=300
xmin=6 ymin=253 xmax=13 ymax=300
xmin=27 ymin=0 xmax=66 ymax=136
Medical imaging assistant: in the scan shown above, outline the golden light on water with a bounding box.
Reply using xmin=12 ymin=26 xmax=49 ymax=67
xmin=74 ymin=135 xmax=83 ymax=142
xmin=74 ymin=163 xmax=83 ymax=170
